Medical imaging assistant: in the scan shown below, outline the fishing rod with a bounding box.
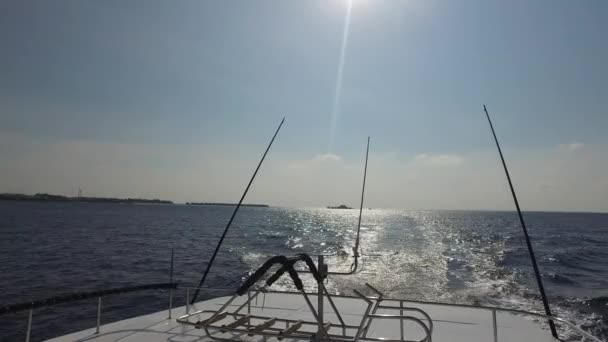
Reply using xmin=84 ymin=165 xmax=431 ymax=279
xmin=330 ymin=136 xmax=370 ymax=275
xmin=190 ymin=117 xmax=285 ymax=304
xmin=353 ymin=136 xmax=370 ymax=260
xmin=300 ymin=136 xmax=370 ymax=276
xmin=483 ymin=105 xmax=558 ymax=338
xmin=343 ymin=136 xmax=371 ymax=273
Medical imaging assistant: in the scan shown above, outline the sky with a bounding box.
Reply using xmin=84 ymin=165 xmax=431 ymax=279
xmin=0 ymin=0 xmax=607 ymax=211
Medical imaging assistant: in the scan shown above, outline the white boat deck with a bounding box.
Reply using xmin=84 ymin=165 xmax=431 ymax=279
xmin=47 ymin=291 xmax=560 ymax=342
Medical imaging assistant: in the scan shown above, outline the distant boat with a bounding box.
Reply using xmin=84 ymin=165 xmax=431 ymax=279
xmin=327 ymin=204 xmax=353 ymax=209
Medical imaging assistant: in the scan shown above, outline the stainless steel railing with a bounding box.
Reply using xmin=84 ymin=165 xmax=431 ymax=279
xmin=5 ymin=285 xmax=601 ymax=342
xmin=0 ymin=282 xmax=178 ymax=342
xmin=182 ymin=288 xmax=601 ymax=342
xmin=357 ymin=295 xmax=602 ymax=342
xmin=180 ymin=252 xmax=602 ymax=342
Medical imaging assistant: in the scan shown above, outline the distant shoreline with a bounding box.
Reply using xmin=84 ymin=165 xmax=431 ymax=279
xmin=1 ymin=193 xmax=604 ymax=213
xmin=186 ymin=202 xmax=269 ymax=208
xmin=0 ymin=193 xmax=271 ymax=207
xmin=0 ymin=193 xmax=173 ymax=205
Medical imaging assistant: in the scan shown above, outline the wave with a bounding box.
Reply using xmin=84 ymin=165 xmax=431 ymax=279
xmin=546 ymin=273 xmax=580 ymax=286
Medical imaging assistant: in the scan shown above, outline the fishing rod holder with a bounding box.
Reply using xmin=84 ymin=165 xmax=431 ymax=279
xmin=177 ymin=254 xmax=433 ymax=342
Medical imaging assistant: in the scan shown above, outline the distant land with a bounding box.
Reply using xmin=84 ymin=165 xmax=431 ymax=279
xmin=0 ymin=193 xmax=273 ymax=207
xmin=186 ymin=202 xmax=269 ymax=208
xmin=327 ymin=204 xmax=353 ymax=209
xmin=0 ymin=193 xmax=173 ymax=204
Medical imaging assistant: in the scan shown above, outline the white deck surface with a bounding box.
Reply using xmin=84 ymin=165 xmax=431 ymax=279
xmin=47 ymin=292 xmax=558 ymax=342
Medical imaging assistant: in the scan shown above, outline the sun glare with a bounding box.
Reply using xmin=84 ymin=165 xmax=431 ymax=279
xmin=345 ymin=0 xmax=366 ymax=7
xmin=328 ymin=0 xmax=354 ymax=152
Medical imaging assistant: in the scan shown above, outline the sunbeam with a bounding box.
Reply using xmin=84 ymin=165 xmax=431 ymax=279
xmin=328 ymin=0 xmax=353 ymax=152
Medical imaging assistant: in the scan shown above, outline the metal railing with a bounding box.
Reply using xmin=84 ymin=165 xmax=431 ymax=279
xmin=488 ymin=307 xmax=602 ymax=342
xmin=360 ymin=283 xmax=433 ymax=342
xmin=179 ymin=252 xmax=602 ymax=342
xmin=0 ymin=282 xmax=178 ymax=342
xmin=355 ymin=295 xmax=602 ymax=342
xmin=177 ymin=294 xmax=433 ymax=342
xmin=175 ymin=254 xmax=433 ymax=342
xmin=4 ymin=284 xmax=601 ymax=342
xmin=182 ymin=287 xmax=601 ymax=342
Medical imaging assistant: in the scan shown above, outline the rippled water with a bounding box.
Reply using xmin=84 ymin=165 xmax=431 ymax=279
xmin=0 ymin=201 xmax=606 ymax=341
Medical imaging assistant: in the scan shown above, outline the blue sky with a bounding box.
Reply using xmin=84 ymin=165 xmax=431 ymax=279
xmin=1 ymin=0 xmax=607 ymax=211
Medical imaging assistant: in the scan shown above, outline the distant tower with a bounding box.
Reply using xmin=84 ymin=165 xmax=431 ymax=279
xmin=78 ymin=187 xmax=82 ymax=198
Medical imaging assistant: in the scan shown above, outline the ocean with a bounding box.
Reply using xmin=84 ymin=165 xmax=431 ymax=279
xmin=0 ymin=201 xmax=606 ymax=341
